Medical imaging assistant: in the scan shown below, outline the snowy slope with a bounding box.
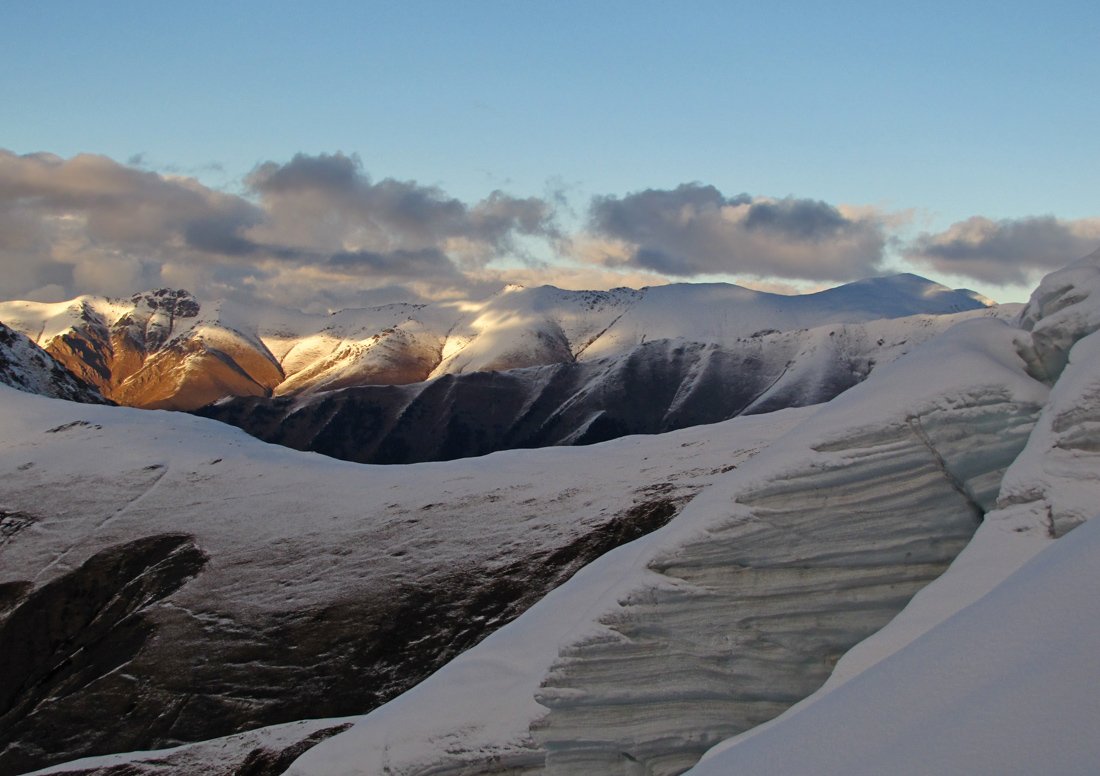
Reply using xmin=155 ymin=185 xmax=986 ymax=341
xmin=686 ymin=513 xmax=1100 ymax=776
xmin=197 ymin=305 xmax=1016 ymax=465
xmin=7 ymin=264 xmax=1090 ymax=776
xmin=284 ymin=254 xmax=1100 ymax=773
xmin=681 ymin=247 xmax=1100 ymax=775
xmin=0 ymin=383 xmax=808 ymax=775
xmin=577 ymin=274 xmax=990 ymax=360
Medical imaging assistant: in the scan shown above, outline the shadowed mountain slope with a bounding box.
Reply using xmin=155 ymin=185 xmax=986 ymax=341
xmin=0 ymin=320 xmax=110 ymax=404
xmin=195 ymin=307 xmax=1013 ymax=465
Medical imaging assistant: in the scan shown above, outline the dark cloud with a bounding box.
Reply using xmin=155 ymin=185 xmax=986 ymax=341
xmin=328 ymin=248 xmax=460 ymax=277
xmin=182 ymin=215 xmax=263 ymax=257
xmin=244 ymin=152 xmax=557 ymax=263
xmin=0 ymin=149 xmax=264 ymax=254
xmin=905 ymin=216 xmax=1100 ymax=285
xmin=584 ymin=183 xmax=888 ymax=281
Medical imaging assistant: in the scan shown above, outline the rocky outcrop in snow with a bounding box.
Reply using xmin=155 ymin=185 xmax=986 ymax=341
xmin=19 ymin=719 xmax=356 ymax=776
xmin=0 ymin=290 xmax=284 ymax=410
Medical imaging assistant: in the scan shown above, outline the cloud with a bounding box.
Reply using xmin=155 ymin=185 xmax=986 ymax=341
xmin=327 ymin=248 xmax=461 ymax=278
xmin=244 ymin=152 xmax=557 ymax=266
xmin=0 ymin=149 xmax=266 ymax=286
xmin=9 ymin=147 xmax=1092 ymax=311
xmin=582 ymin=183 xmax=892 ymax=281
xmin=0 ymin=149 xmax=559 ymax=306
xmin=905 ymin=215 xmax=1100 ymax=285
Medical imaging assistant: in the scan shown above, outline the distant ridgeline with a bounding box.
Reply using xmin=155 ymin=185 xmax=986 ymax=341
xmin=0 ymin=276 xmax=1001 ymax=463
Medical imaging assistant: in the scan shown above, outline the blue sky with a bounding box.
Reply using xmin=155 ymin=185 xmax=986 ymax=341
xmin=2 ymin=0 xmax=1098 ymax=306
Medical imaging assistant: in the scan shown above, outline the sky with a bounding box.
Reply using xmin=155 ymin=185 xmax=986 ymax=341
xmin=2 ymin=0 xmax=1098 ymax=309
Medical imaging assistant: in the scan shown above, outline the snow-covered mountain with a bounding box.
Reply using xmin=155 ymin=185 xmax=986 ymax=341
xmin=687 ymin=252 xmax=1100 ymax=775
xmin=277 ymin=313 xmax=1049 ymax=776
xmin=197 ymin=305 xmax=1014 ymax=465
xmin=0 ymin=275 xmax=990 ymax=413
xmin=277 ymin=249 xmax=1100 ymax=776
xmin=4 ymin=256 xmax=1100 ymax=776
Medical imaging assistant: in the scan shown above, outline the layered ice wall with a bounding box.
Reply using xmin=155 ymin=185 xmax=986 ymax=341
xmin=290 ymin=315 xmax=1048 ymax=776
xmin=679 ymin=250 xmax=1100 ymax=776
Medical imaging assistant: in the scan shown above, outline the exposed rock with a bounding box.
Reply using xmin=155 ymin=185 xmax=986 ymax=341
xmin=0 ymin=535 xmax=208 ymax=776
xmin=0 ymin=321 xmax=110 ymax=404
xmin=0 ymin=291 xmax=285 ymax=411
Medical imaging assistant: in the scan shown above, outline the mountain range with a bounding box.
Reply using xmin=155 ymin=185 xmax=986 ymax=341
xmin=1 ymin=275 xmax=997 ymax=464
xmin=2 ymin=258 xmax=1099 ymax=776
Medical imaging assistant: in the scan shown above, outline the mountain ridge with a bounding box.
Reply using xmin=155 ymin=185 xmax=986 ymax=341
xmin=0 ymin=274 xmax=991 ymax=412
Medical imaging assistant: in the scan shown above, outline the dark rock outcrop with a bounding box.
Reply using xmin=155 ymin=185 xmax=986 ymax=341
xmin=0 ymin=535 xmax=208 ymax=776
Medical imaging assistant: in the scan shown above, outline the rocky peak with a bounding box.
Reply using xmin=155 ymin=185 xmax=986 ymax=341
xmin=130 ymin=289 xmax=200 ymax=320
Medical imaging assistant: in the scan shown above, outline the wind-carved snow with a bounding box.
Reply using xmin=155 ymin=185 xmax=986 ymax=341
xmin=684 ymin=507 xmax=1100 ymax=776
xmin=287 ymin=316 xmax=1047 ymax=776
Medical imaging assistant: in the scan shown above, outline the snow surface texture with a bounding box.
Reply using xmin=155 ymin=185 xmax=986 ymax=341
xmin=686 ymin=511 xmax=1100 ymax=776
xmin=0 ymin=321 xmax=108 ymax=404
xmin=0 ymin=275 xmax=990 ymax=413
xmin=285 ymin=315 xmax=1048 ymax=775
xmin=25 ymin=718 xmax=357 ymax=776
xmin=0 ymin=384 xmax=807 ymax=774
